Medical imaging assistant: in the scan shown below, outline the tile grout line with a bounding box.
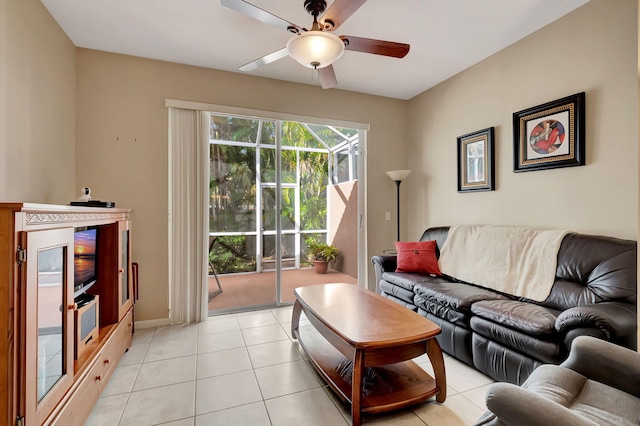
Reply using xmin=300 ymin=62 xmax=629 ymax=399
xmin=95 ymin=306 xmax=487 ymax=425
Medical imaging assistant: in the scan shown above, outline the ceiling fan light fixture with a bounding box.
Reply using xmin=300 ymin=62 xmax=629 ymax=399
xmin=286 ymin=31 xmax=345 ymax=69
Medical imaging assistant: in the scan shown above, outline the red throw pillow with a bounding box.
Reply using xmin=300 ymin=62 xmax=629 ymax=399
xmin=395 ymin=240 xmax=442 ymax=276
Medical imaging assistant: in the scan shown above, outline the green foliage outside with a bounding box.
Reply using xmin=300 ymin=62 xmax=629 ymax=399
xmin=208 ymin=115 xmax=351 ymax=274
xmin=305 ymin=237 xmax=341 ymax=263
xmin=208 ymin=236 xmax=256 ymax=274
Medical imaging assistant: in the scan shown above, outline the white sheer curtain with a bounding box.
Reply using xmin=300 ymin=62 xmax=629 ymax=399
xmin=168 ymin=108 xmax=209 ymax=324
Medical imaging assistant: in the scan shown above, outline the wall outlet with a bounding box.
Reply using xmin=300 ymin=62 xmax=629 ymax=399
xmin=385 ymin=212 xmax=391 ymax=221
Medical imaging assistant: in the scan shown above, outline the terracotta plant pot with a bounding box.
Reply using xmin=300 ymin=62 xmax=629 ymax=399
xmin=313 ymin=260 xmax=328 ymax=274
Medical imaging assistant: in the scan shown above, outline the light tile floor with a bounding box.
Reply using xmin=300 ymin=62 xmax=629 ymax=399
xmin=86 ymin=306 xmax=494 ymax=425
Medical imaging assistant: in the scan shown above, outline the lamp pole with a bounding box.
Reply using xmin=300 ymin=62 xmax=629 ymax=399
xmin=394 ymin=180 xmax=402 ymax=242
xmin=385 ymin=170 xmax=411 ymax=242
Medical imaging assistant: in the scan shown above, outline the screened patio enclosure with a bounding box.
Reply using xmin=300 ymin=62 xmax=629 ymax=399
xmin=208 ymin=113 xmax=360 ymax=312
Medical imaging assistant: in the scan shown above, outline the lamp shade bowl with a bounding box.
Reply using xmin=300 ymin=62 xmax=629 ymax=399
xmin=386 ymin=170 xmax=411 ymax=182
xmin=287 ymin=31 xmax=345 ymax=69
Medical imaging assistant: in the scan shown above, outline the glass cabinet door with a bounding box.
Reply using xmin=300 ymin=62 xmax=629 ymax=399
xmin=118 ymin=220 xmax=132 ymax=320
xmin=23 ymin=228 xmax=74 ymax=425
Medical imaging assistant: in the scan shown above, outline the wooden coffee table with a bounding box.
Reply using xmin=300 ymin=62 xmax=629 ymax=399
xmin=292 ymin=283 xmax=446 ymax=426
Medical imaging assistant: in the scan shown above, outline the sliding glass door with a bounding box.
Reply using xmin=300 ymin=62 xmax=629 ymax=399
xmin=207 ymin=115 xmax=360 ymax=314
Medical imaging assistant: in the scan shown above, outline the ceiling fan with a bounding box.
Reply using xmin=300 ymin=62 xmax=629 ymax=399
xmin=221 ymin=0 xmax=410 ymax=89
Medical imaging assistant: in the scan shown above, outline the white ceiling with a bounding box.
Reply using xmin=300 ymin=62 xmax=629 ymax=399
xmin=41 ymin=0 xmax=589 ymax=100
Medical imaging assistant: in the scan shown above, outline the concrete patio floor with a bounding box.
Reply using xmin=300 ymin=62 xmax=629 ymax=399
xmin=208 ymin=268 xmax=358 ymax=313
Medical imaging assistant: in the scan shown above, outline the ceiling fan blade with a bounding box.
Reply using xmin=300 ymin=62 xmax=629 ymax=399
xmin=239 ymin=47 xmax=289 ymax=72
xmin=318 ymin=65 xmax=338 ymax=89
xmin=320 ymin=0 xmax=367 ymax=31
xmin=340 ymin=36 xmax=410 ymax=58
xmin=221 ymin=0 xmax=305 ymax=33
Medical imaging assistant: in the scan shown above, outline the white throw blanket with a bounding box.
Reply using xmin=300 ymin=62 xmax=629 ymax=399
xmin=438 ymin=225 xmax=570 ymax=302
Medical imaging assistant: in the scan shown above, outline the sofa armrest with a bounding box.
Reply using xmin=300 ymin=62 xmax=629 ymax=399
xmin=371 ymin=255 xmax=397 ymax=294
xmin=484 ymin=383 xmax=593 ymax=426
xmin=561 ymin=336 xmax=640 ymax=398
xmin=371 ymin=255 xmax=397 ymax=270
xmin=555 ymin=302 xmax=636 ymax=342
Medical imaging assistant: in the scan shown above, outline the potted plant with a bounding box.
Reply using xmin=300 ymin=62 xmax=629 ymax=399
xmin=306 ymin=239 xmax=341 ymax=274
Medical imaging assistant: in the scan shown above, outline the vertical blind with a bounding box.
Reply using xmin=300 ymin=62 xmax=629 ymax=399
xmin=168 ymin=108 xmax=209 ymax=323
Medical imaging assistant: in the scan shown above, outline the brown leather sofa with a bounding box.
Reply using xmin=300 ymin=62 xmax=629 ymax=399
xmin=371 ymin=226 xmax=637 ymax=385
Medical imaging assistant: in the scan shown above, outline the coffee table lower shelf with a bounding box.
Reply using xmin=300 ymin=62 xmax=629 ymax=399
xmin=295 ymin=323 xmax=441 ymax=415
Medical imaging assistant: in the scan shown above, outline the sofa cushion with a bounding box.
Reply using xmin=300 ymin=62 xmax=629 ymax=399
xmin=395 ymin=240 xmax=442 ymax=276
xmin=414 ymin=281 xmax=509 ymax=312
xmin=471 ymin=300 xmax=560 ymax=336
xmin=413 ymin=281 xmax=510 ymax=327
xmin=379 ymin=280 xmax=416 ymax=305
xmin=470 ymin=317 xmax=562 ymax=363
xmin=381 ymin=272 xmax=447 ymax=292
xmin=414 ymin=293 xmax=467 ymax=325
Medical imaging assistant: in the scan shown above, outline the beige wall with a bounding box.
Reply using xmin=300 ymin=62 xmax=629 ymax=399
xmin=0 ymin=0 xmax=76 ymax=202
xmin=407 ymin=0 xmax=638 ymax=241
xmin=328 ymin=181 xmax=358 ymax=278
xmin=75 ymin=50 xmax=408 ymax=321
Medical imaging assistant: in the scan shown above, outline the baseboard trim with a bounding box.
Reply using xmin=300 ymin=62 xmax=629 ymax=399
xmin=135 ymin=318 xmax=171 ymax=329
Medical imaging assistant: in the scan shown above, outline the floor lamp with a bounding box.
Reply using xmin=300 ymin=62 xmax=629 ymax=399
xmin=386 ymin=170 xmax=411 ymax=241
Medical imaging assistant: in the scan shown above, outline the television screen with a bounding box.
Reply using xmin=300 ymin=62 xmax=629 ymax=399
xmin=74 ymin=227 xmax=97 ymax=295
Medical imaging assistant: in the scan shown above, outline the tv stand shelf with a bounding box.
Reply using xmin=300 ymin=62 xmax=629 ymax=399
xmin=75 ymin=292 xmax=96 ymax=307
xmin=0 ymin=203 xmax=135 ymax=426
